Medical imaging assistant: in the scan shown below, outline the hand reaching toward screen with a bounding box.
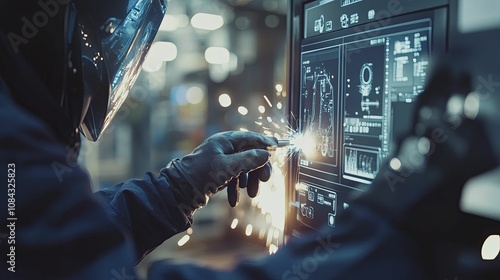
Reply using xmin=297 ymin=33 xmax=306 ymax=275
xmin=163 ymin=131 xmax=277 ymax=213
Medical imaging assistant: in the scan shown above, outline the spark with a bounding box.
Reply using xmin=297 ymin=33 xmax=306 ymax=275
xmin=263 ymin=95 xmax=273 ymax=108
xmin=227 ymin=92 xmax=317 ymax=253
xmin=269 ymin=244 xmax=279 ymax=255
xmin=245 ymin=224 xmax=253 ymax=236
xmin=177 ymin=234 xmax=190 ymax=246
xmin=230 ymin=218 xmax=239 ymax=229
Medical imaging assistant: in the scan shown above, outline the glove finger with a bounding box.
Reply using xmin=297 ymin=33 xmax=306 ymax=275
xmin=221 ymin=149 xmax=271 ymax=178
xmin=238 ymin=173 xmax=249 ymax=189
xmin=246 ymin=162 xmax=272 ymax=198
xmin=226 ymin=177 xmax=240 ymax=207
xmin=247 ymin=172 xmax=260 ymax=198
xmin=257 ymin=161 xmax=273 ymax=182
xmin=215 ymin=131 xmax=278 ymax=153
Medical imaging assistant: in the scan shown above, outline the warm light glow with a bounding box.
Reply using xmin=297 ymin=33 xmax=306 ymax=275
xmin=295 ymin=183 xmax=309 ymax=192
xmin=218 ymin=93 xmax=232 ymax=107
xmin=208 ymin=63 xmax=230 ymax=82
xmin=265 ymin=14 xmax=280 ymax=28
xmin=265 ymin=214 xmax=272 ymax=224
xmin=258 ymin=106 xmax=266 ymax=114
xmin=482 ymin=235 xmax=500 ymax=260
xmin=191 ymin=13 xmax=224 ymax=30
xmin=290 ymin=130 xmax=316 ymax=158
xmin=205 ymin=47 xmax=230 ymax=64
xmin=245 ymin=224 xmax=253 ymax=236
xmin=447 ymin=95 xmax=464 ymax=116
xmin=238 ymin=106 xmax=249 ymax=115
xmin=273 ymin=228 xmax=280 ymax=239
xmin=275 ymin=84 xmax=283 ymax=92
xmin=186 ymin=86 xmax=205 ymax=104
xmin=269 ymin=244 xmax=279 ymax=255
xmin=187 ymin=228 xmax=193 ymax=235
xmin=230 ymin=218 xmax=239 ymax=229
xmin=229 ymin=53 xmax=238 ymax=72
xmin=264 ymin=95 xmax=273 ymax=107
xmin=149 ymin=41 xmax=178 ymax=62
xmin=176 ymin=14 xmax=189 ymax=28
xmin=177 ymin=235 xmax=190 ymax=246
xmin=142 ymin=59 xmax=163 ymax=73
xmin=266 ymin=228 xmax=273 ymax=247
xmin=251 ymin=162 xmax=286 ymax=232
xmin=143 ymin=41 xmax=177 ymax=72
xmin=389 ymin=158 xmax=402 ymax=171
xmin=159 ymin=14 xmax=178 ymax=31
xmin=464 ymin=91 xmax=480 ymax=120
xmin=259 ymin=228 xmax=266 ymax=240
xmin=262 ymin=130 xmax=272 ymax=137
xmin=160 ymin=14 xmax=190 ymax=31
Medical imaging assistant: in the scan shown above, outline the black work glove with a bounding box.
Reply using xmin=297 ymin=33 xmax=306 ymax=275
xmin=353 ymin=59 xmax=499 ymax=234
xmin=163 ymin=131 xmax=277 ymax=214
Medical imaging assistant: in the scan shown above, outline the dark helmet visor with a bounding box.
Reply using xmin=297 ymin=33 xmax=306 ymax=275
xmin=78 ymin=0 xmax=167 ymax=141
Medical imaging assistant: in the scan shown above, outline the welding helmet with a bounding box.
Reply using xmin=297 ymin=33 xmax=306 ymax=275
xmin=72 ymin=0 xmax=167 ymax=141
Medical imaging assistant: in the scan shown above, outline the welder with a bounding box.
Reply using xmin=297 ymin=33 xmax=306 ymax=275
xmin=0 ymin=0 xmax=276 ymax=278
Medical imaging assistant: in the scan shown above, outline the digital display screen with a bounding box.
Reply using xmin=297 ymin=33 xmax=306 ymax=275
xmin=296 ymin=17 xmax=432 ymax=231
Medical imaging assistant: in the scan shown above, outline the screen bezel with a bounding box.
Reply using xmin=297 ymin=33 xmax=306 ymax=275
xmin=284 ymin=0 xmax=449 ymax=242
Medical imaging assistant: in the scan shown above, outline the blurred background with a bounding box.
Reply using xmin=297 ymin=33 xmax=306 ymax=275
xmin=78 ymin=0 xmax=290 ymax=277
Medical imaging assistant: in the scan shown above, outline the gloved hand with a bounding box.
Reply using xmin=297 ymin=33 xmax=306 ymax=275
xmin=163 ymin=131 xmax=277 ymax=214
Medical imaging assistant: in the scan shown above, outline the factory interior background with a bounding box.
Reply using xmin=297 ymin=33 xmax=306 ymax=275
xmin=78 ymin=0 xmax=289 ymax=276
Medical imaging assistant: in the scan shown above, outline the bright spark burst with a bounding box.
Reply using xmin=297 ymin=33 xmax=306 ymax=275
xmin=263 ymin=95 xmax=273 ymax=108
xmin=237 ymin=93 xmax=317 ymax=168
xmin=232 ymin=91 xmax=315 ymax=253
xmin=287 ymin=129 xmax=317 ymax=159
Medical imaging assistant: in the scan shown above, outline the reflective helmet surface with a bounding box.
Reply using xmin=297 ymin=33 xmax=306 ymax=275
xmin=74 ymin=0 xmax=167 ymax=141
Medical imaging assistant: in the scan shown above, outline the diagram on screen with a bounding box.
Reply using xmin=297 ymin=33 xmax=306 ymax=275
xmin=345 ymin=45 xmax=384 ymax=118
xmin=389 ymin=33 xmax=430 ymax=102
xmin=358 ymin=63 xmax=380 ymax=114
xmin=343 ymin=43 xmax=385 ymax=182
xmin=293 ymin=12 xmax=433 ymax=234
xmin=301 ymin=50 xmax=339 ymax=164
xmin=344 ymin=147 xmax=379 ymax=180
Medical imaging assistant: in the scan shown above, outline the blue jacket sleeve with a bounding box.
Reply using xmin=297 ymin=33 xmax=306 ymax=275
xmin=146 ymin=204 xmax=429 ymax=280
xmin=0 ymin=88 xmax=137 ymax=279
xmin=95 ymin=170 xmax=193 ymax=262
